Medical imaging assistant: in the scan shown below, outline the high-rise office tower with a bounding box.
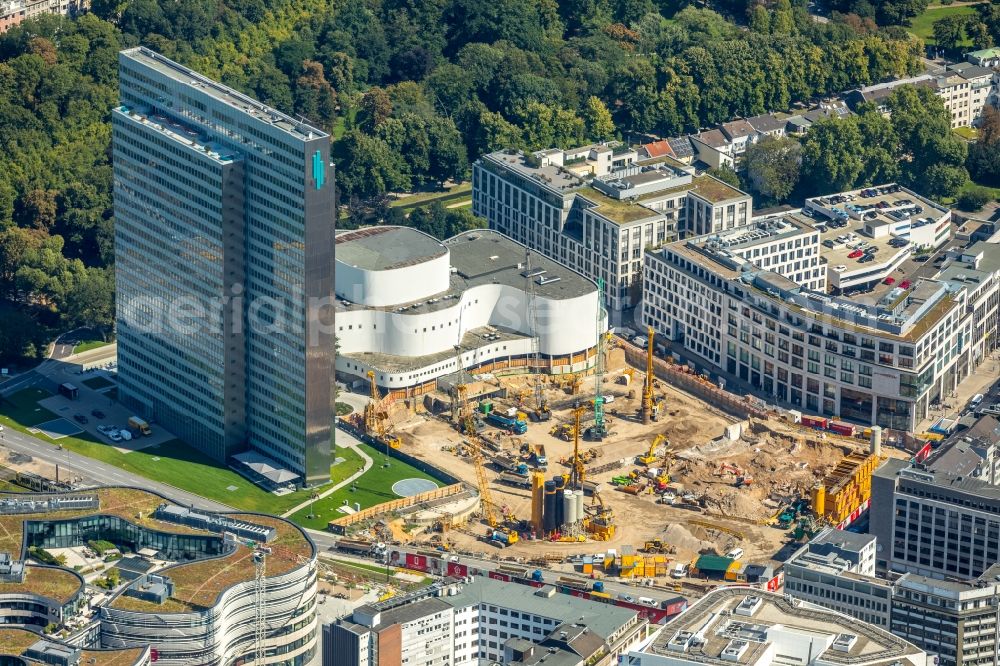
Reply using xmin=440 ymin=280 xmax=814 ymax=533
xmin=113 ymin=47 xmax=334 ymax=485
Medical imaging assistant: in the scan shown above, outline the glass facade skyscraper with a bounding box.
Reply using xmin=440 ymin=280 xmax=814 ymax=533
xmin=113 ymin=47 xmax=334 ymax=485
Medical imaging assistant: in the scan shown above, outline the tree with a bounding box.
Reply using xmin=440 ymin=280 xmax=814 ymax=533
xmin=801 ymin=117 xmax=865 ymax=193
xmin=932 ymin=15 xmax=967 ymax=52
xmin=582 ymin=96 xmax=615 ymax=141
xmin=886 ymin=86 xmax=968 ymax=197
xmin=744 ymin=136 xmax=802 ymax=203
xmin=293 ymin=60 xmax=337 ymax=127
xmin=357 ymin=87 xmax=392 ymax=133
xmin=706 ymin=165 xmax=741 ymax=189
xmin=956 ymin=186 xmax=993 ymax=212
xmin=332 ymin=130 xmax=411 ymax=201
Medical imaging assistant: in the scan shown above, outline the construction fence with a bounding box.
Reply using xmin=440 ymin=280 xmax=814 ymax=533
xmin=328 ymin=482 xmax=466 ymax=531
xmin=620 ymin=340 xmax=768 ymax=420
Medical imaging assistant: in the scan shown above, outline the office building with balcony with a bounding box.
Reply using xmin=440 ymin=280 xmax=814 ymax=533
xmin=472 ymin=144 xmax=751 ymax=321
xmin=113 ymin=47 xmax=334 ymax=485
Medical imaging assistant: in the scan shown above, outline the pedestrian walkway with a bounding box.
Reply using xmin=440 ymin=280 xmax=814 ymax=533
xmin=280 ymin=440 xmax=373 ymax=518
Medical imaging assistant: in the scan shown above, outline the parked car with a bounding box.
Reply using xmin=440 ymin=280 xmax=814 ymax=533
xmin=883 ymin=277 xmax=896 ymax=285
xmin=859 ymin=255 xmax=875 ymax=263
xmin=91 ymin=409 xmax=105 ymax=419
xmin=73 ymin=414 xmax=88 ymax=424
xmin=848 ymin=250 xmax=863 ymax=259
xmin=108 ymin=430 xmax=122 ymax=443
xmin=97 ymin=425 xmax=110 ymax=434
xmin=899 ymin=280 xmax=912 ymax=290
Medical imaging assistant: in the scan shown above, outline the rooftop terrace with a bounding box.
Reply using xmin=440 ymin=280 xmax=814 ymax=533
xmin=0 ymin=488 xmax=312 ymax=616
xmin=0 ymin=565 xmax=83 ymax=605
xmin=0 ymin=628 xmax=147 ymax=666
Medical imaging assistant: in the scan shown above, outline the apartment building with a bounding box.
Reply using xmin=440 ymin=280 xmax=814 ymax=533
xmin=642 ymin=183 xmax=1000 ymax=430
xmin=869 ymin=415 xmax=1000 ymax=578
xmin=782 ymin=527 xmax=1000 ymax=666
xmin=846 ymin=65 xmax=998 ymax=128
xmin=473 ymin=144 xmax=751 ymax=320
xmin=0 ymin=0 xmax=86 ymax=33
xmin=325 ymin=577 xmax=648 ymax=666
xmin=783 ymin=529 xmax=890 ymax=628
xmin=626 ymin=588 xmax=928 ymax=666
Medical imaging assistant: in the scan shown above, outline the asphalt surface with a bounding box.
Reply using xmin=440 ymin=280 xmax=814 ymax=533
xmin=0 ymin=425 xmax=232 ymax=512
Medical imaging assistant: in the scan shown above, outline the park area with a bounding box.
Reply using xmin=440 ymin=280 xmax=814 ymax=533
xmin=909 ymin=2 xmax=982 ymax=48
xmin=289 ymin=442 xmax=443 ymax=530
xmin=0 ymin=389 xmax=442 ymax=525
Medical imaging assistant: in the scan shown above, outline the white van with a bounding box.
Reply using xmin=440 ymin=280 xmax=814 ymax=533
xmin=971 ymin=394 xmax=985 ymax=409
xmin=726 ymin=548 xmax=744 ymax=560
xmin=638 ymin=596 xmax=656 ymax=607
xmin=671 ymin=563 xmax=688 ymax=578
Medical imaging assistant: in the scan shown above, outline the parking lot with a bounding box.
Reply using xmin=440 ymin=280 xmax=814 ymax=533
xmin=37 ymin=375 xmax=174 ymax=453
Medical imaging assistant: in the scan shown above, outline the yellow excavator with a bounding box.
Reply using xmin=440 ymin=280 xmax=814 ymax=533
xmin=637 ymin=433 xmax=667 ymax=466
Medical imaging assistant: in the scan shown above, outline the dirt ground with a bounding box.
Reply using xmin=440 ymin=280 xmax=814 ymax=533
xmin=383 ymin=363 xmax=877 ymax=567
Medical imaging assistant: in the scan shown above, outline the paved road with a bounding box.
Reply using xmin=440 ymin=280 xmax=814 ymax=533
xmin=320 ymin=546 xmax=690 ymax=607
xmin=0 ymin=425 xmax=231 ymax=512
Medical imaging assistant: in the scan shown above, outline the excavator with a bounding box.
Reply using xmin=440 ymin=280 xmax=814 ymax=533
xmin=637 ymin=434 xmax=667 ymax=466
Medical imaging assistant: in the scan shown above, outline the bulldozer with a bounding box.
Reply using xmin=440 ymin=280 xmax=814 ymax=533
xmin=642 ymin=538 xmax=676 ymax=554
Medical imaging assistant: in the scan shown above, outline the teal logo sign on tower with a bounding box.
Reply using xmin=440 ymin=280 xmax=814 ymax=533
xmin=312 ymin=150 xmax=325 ymax=190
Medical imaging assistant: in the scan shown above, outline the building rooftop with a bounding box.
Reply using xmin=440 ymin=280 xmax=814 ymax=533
xmin=0 ymin=628 xmax=147 ymax=666
xmin=639 ymin=588 xmax=924 ymax=666
xmin=0 ymin=487 xmax=312 ymax=616
xmin=693 ymin=129 xmax=729 ymax=149
xmin=745 ymin=114 xmax=787 ymax=134
xmin=0 ymin=565 xmax=83 ymax=605
xmin=121 ymin=47 xmax=326 ymax=141
xmin=811 ymin=527 xmax=875 ymax=552
xmin=109 ymin=512 xmax=312 ymax=612
xmin=720 ymin=119 xmax=757 ymax=141
xmin=442 ymin=577 xmax=637 ymax=640
xmin=336 ymin=227 xmax=447 ymax=271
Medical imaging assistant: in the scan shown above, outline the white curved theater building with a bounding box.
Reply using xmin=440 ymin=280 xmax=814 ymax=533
xmin=334 ymin=227 xmax=604 ymax=394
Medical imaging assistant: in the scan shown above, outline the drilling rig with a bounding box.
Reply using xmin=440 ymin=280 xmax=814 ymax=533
xmin=640 ymin=325 xmax=655 ymax=425
xmin=525 ymin=250 xmax=551 ymax=422
xmin=590 ymin=278 xmax=608 ymax=440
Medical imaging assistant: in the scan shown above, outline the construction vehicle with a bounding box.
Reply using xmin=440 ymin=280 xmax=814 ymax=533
xmin=363 ymin=371 xmax=401 ymax=449
xmin=640 ymin=325 xmax=656 ymax=424
xmin=533 ymin=444 xmax=548 ymax=467
xmin=486 ymin=412 xmax=527 ymax=434
xmin=498 ymin=472 xmax=532 ymax=488
xmin=637 ymin=434 xmax=667 ymax=466
xmin=642 ymin=539 xmax=676 ymax=554
xmin=468 ymin=436 xmax=519 ymax=547
xmin=583 ymin=491 xmax=615 ymax=540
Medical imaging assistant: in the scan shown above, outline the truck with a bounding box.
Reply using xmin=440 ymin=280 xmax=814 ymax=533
xmin=533 ymin=445 xmax=548 ymax=467
xmin=486 ymin=412 xmax=528 ymax=435
xmin=128 ymin=416 xmax=151 ymax=436
xmin=335 ymin=539 xmax=374 ymax=555
xmin=499 ymin=472 xmax=532 ymax=488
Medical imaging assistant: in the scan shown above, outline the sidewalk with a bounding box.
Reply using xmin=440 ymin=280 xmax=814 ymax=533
xmin=280 ymin=440 xmax=373 ymax=518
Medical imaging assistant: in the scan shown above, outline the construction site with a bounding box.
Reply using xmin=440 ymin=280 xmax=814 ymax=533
xmin=341 ymin=323 xmax=903 ymax=578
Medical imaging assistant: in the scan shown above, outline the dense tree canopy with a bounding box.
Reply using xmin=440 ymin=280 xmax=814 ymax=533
xmin=0 ymin=0 xmax=937 ymax=362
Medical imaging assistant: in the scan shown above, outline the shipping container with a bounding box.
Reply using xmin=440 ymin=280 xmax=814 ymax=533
xmin=828 ymin=421 xmax=856 ymax=437
xmin=801 ymin=416 xmax=828 ymax=429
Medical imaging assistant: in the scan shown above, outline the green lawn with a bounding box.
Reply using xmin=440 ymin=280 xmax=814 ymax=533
xmin=73 ymin=340 xmax=108 ymax=354
xmin=81 ymin=376 xmax=114 ymax=390
xmin=954 ymin=126 xmax=978 ymax=141
xmin=0 ymin=389 xmax=362 ymax=514
xmin=909 ymin=4 xmax=979 ymax=45
xmin=389 ymin=182 xmax=472 ymax=211
xmin=335 ymin=401 xmax=354 ymax=416
xmin=289 ymin=443 xmax=442 ymax=530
